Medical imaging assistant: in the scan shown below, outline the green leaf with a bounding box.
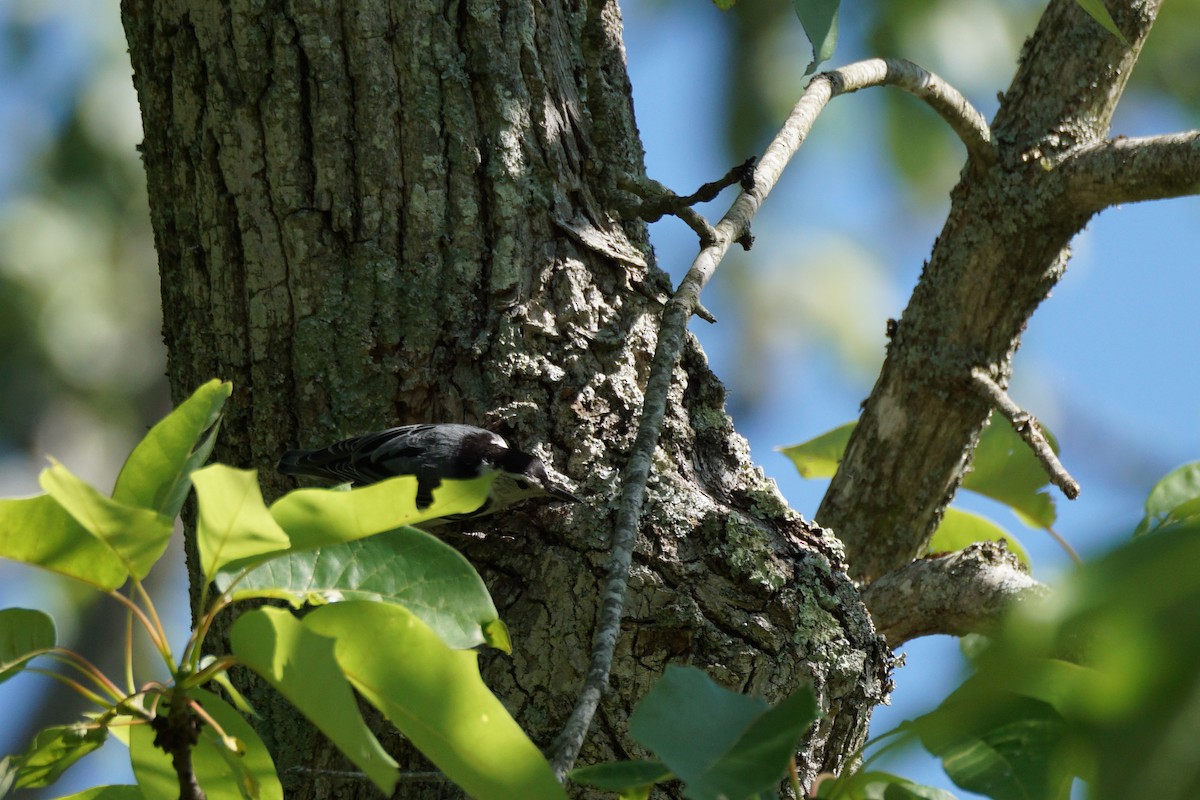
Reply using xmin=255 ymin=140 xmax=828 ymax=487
xmin=40 ymin=463 xmax=173 ymax=581
xmin=815 ymin=770 xmax=959 ymax=799
xmin=906 ymin=516 xmax=1200 ymax=800
xmin=229 ymin=608 xmax=398 ymax=794
xmin=268 ymin=474 xmax=494 ymax=551
xmin=569 ymin=760 xmax=673 ymax=792
xmin=628 ymin=666 xmax=816 ymax=799
xmin=777 ymin=422 xmax=855 ymax=478
xmin=961 ymin=418 xmax=1057 ymax=529
xmin=711 ymin=0 xmax=736 ymax=9
xmin=688 ymin=684 xmax=818 ymax=799
xmin=629 ymin=665 xmax=767 ymax=787
xmin=1052 ymin=524 xmax=1200 ymax=800
xmin=794 ymin=0 xmax=840 ymax=74
xmin=197 ymin=655 xmax=257 ymax=716
xmin=8 ymin=724 xmax=107 ymax=790
xmin=884 ymin=88 xmax=965 ymax=201
xmin=192 ymin=465 xmax=290 ymax=579
xmin=1134 ymin=461 xmax=1200 ymax=537
xmin=303 ymin=602 xmax=568 ymax=800
xmin=927 ymin=508 xmax=1030 ymax=568
xmin=0 ymin=607 xmax=56 ymax=684
xmin=1074 ymin=0 xmax=1127 ymax=43
xmin=50 ymin=787 xmax=144 ymax=800
xmin=782 ymin=418 xmax=1061 ymax=531
xmin=918 ymin=698 xmax=1073 ymax=800
xmin=112 ymin=379 xmax=231 ymax=518
xmin=130 ymin=689 xmax=281 ymax=800
xmin=218 ymin=526 xmax=503 ymax=651
xmin=0 ymin=494 xmax=129 ymax=589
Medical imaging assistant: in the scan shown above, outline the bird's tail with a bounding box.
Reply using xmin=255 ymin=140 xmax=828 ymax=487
xmin=277 ymin=448 xmax=331 ymax=480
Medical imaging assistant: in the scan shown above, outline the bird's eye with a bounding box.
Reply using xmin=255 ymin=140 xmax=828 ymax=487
xmin=515 ymin=480 xmax=530 ymax=491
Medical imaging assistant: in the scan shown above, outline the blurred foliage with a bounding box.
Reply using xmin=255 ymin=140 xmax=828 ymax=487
xmin=0 ymin=2 xmax=165 ymax=460
xmin=904 ymin=509 xmax=1200 ymax=800
xmin=0 ymin=4 xmax=168 ymax=793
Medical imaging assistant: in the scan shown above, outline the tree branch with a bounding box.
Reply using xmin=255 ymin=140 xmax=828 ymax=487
xmin=970 ymin=368 xmax=1080 ymax=500
xmin=825 ymin=59 xmax=995 ymax=168
xmin=550 ymin=56 xmax=992 ymax=778
xmin=818 ymin=0 xmax=1163 ymax=583
xmin=862 ymin=541 xmax=1047 ymax=647
xmin=1063 ymin=131 xmax=1200 ymax=211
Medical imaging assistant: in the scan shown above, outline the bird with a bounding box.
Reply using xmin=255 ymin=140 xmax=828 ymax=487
xmin=277 ymin=423 xmax=581 ymax=524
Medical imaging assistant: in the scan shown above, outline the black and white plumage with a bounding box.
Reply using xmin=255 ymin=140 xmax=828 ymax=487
xmin=277 ymin=423 xmax=580 ymax=523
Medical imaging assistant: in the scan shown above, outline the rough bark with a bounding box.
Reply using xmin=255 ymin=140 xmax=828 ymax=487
xmin=818 ymin=0 xmax=1164 ymax=582
xmin=121 ymin=2 xmax=889 ymax=797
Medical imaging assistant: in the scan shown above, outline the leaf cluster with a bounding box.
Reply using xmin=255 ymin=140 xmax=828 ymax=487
xmin=0 ymin=380 xmax=561 ymax=800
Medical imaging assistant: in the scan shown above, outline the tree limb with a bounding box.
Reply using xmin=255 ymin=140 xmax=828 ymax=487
xmin=862 ymin=541 xmax=1047 ymax=647
xmin=818 ymin=0 xmax=1163 ymax=582
xmin=1063 ymin=131 xmax=1200 ymax=211
xmin=825 ymin=59 xmax=994 ymax=168
xmin=550 ymin=56 xmax=993 ymax=778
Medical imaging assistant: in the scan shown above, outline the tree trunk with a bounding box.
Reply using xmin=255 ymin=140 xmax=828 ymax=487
xmin=121 ymin=1 xmax=888 ymax=796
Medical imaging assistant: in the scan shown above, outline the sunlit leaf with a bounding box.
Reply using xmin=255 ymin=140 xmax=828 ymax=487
xmin=50 ymin=787 xmax=144 ymax=800
xmin=268 ymin=474 xmax=494 ymax=551
xmin=218 ymin=526 xmax=503 ymax=651
xmin=192 ymin=465 xmax=290 ymax=579
xmin=112 ymin=379 xmax=231 ymax=519
xmin=230 ymin=608 xmax=397 ymax=794
xmin=928 ymin=508 xmax=1030 ymax=567
xmin=0 ymin=607 xmax=55 ymax=684
xmin=777 ymin=422 xmax=855 ymax=478
xmin=304 ymin=602 xmax=567 ymax=800
xmin=1133 ymin=461 xmax=1200 ymax=536
xmin=0 ymin=494 xmax=129 ymax=589
xmin=7 ymin=724 xmax=107 ymax=790
xmin=130 ymin=689 xmax=281 ymax=800
xmin=815 ymin=770 xmax=959 ymax=799
xmin=40 ymin=463 xmax=173 ymax=581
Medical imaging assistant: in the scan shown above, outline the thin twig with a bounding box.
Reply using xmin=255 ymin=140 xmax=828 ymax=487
xmin=619 ymin=158 xmax=757 ymax=233
xmin=971 ymin=368 xmax=1081 ymax=499
xmin=550 ymin=56 xmax=991 ymax=778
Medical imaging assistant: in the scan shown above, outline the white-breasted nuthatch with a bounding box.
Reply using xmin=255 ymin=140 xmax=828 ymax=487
xmin=277 ymin=423 xmax=581 ymax=524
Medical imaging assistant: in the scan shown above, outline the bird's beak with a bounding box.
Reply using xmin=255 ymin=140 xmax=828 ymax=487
xmin=546 ymin=484 xmax=583 ymax=504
